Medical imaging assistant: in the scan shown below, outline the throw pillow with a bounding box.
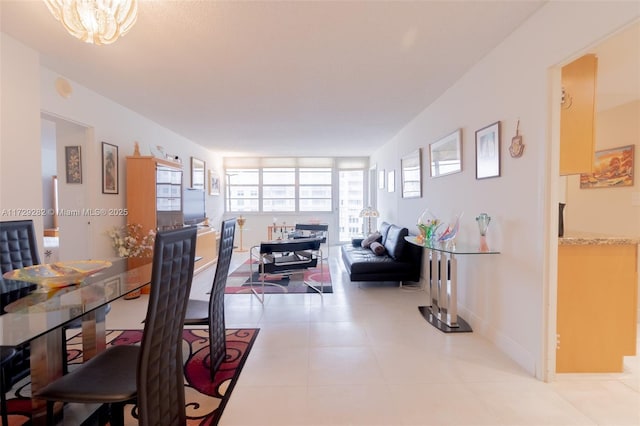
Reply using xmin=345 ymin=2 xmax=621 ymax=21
xmin=361 ymin=231 xmax=381 ymax=248
xmin=370 ymin=241 xmax=386 ymax=256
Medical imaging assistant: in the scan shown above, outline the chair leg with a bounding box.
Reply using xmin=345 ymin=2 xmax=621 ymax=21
xmin=46 ymin=400 xmax=55 ymax=425
xmin=61 ymin=327 xmax=69 ymax=375
xmin=110 ymin=402 xmax=125 ymax=426
xmin=1 ymin=368 xmax=8 ymax=426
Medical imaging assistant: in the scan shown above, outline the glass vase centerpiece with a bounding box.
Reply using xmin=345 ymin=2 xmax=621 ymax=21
xmin=475 ymin=213 xmax=491 ymax=252
xmin=416 ymin=209 xmax=441 ymax=244
xmin=437 ymin=212 xmax=462 ymax=249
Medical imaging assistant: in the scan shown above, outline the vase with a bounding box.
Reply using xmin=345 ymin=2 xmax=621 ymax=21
xmin=475 ymin=213 xmax=491 ymax=252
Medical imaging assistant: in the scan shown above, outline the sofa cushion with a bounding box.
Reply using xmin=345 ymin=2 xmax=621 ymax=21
xmin=370 ymin=241 xmax=386 ymax=256
xmin=379 ymin=222 xmax=391 ymax=245
xmin=383 ymin=225 xmax=408 ymax=260
xmin=361 ymin=232 xmax=381 ymax=248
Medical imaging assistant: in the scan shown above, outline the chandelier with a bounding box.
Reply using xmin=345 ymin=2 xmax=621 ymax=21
xmin=43 ymin=0 xmax=138 ymax=45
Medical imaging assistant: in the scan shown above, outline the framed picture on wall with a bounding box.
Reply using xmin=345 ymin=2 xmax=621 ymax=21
xmin=65 ymin=145 xmax=82 ymax=184
xmin=579 ymin=145 xmax=634 ymax=188
xmin=101 ymin=142 xmax=118 ymax=194
xmin=401 ymin=149 xmax=422 ymax=198
xmin=191 ymin=157 xmax=206 ymax=189
xmin=475 ymin=121 xmax=501 ymax=179
xmin=209 ymin=169 xmax=220 ymax=195
xmin=430 ymin=129 xmax=462 ymax=178
xmin=387 ymin=170 xmax=395 ymax=193
xmin=378 ymin=169 xmax=385 ymax=190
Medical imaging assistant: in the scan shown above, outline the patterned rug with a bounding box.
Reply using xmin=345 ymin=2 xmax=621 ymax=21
xmin=6 ymin=328 xmax=259 ymax=425
xmin=225 ymin=258 xmax=332 ymax=294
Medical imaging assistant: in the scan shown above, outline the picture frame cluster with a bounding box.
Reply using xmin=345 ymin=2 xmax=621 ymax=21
xmin=390 ymin=119 xmax=513 ymax=199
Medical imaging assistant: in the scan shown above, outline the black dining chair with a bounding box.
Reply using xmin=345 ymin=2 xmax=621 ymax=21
xmin=0 ymin=220 xmax=40 ymax=400
xmin=184 ymin=218 xmax=236 ymax=378
xmin=0 ymin=347 xmax=16 ymax=426
xmin=35 ymin=226 xmax=198 ymax=426
xmin=0 ymin=220 xmax=101 ymax=381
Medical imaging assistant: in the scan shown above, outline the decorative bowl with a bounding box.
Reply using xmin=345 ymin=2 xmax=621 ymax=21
xmin=2 ymin=260 xmax=112 ymax=288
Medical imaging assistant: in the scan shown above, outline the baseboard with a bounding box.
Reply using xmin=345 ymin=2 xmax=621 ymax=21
xmin=460 ymin=306 xmax=538 ymax=378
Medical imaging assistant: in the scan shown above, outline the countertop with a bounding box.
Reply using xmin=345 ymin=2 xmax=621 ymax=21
xmin=559 ymin=232 xmax=640 ymax=246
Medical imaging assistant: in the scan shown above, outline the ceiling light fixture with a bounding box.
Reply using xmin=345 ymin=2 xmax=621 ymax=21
xmin=43 ymin=0 xmax=138 ymax=45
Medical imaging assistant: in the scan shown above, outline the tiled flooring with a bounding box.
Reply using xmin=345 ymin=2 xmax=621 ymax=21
xmin=107 ymin=249 xmax=640 ymax=426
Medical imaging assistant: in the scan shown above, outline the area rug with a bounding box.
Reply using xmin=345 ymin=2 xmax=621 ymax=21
xmin=225 ymin=258 xmax=332 ymax=294
xmin=5 ymin=328 xmax=259 ymax=425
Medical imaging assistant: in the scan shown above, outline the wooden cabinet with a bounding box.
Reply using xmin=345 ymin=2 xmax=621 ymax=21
xmin=194 ymin=227 xmax=219 ymax=275
xmin=560 ymin=54 xmax=598 ymax=175
xmin=126 ymin=156 xmax=183 ymax=273
xmin=126 ymin=156 xmax=215 ymax=279
xmin=557 ymin=243 xmax=638 ymax=372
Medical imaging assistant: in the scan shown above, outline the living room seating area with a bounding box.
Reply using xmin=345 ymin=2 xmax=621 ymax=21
xmin=340 ymin=221 xmax=422 ymax=284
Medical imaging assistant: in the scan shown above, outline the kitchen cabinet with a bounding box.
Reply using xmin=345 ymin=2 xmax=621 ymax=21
xmin=559 ymin=54 xmax=598 ymax=175
xmin=557 ymin=236 xmax=638 ymax=372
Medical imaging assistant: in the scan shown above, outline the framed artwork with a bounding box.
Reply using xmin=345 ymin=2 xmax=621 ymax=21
xmin=65 ymin=145 xmax=82 ymax=184
xmin=387 ymin=170 xmax=395 ymax=193
xmin=191 ymin=157 xmax=206 ymax=189
xmin=101 ymin=142 xmax=119 ymax=194
xmin=580 ymin=145 xmax=634 ymax=188
xmin=378 ymin=169 xmax=385 ymax=189
xmin=430 ymin=129 xmax=462 ymax=178
xmin=475 ymin=121 xmax=501 ymax=179
xmin=208 ymin=169 xmax=220 ymax=195
xmin=401 ymin=149 xmax=422 ymax=198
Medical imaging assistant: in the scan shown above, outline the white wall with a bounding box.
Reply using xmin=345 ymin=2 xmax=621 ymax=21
xmin=41 ymin=119 xmax=56 ymax=229
xmin=371 ymin=2 xmax=640 ymax=379
xmin=1 ymin=32 xmax=226 ymax=261
xmin=0 ymin=34 xmax=44 ymax=239
xmin=39 ymin=68 xmax=227 ymax=260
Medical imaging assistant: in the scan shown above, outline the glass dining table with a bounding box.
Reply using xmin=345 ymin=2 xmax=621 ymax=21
xmin=0 ymin=258 xmax=152 ymax=425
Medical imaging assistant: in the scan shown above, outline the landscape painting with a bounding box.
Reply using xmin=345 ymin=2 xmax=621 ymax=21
xmin=580 ymin=145 xmax=634 ymax=188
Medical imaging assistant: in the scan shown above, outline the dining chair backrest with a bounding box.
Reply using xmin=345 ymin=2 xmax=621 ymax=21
xmin=137 ymin=226 xmax=197 ymax=426
xmin=0 ymin=220 xmax=41 ymax=274
xmin=0 ymin=220 xmax=40 ymax=390
xmin=207 ymin=218 xmax=236 ymax=373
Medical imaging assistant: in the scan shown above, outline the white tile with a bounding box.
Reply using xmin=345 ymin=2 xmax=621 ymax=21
xmin=106 ymin=250 xmax=639 ymax=426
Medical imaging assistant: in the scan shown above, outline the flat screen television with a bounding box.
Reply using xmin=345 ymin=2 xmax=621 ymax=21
xmin=183 ymin=187 xmax=206 ymax=226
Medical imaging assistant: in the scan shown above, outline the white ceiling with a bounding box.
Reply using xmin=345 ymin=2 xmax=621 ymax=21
xmin=1 ymin=0 xmax=547 ymax=157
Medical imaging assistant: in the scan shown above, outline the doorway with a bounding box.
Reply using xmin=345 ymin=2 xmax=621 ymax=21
xmin=41 ymin=113 xmax=92 ymax=261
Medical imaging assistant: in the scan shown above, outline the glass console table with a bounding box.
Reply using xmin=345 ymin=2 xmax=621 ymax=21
xmin=405 ymin=236 xmax=500 ymax=333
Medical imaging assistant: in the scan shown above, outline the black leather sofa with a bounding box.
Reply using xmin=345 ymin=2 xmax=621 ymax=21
xmin=341 ymin=222 xmax=422 ymax=283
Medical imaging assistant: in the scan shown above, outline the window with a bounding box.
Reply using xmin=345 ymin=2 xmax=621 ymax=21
xmin=263 ymin=168 xmax=295 ymax=212
xmin=299 ymin=168 xmax=332 ymax=212
xmin=226 ymin=168 xmax=259 ymax=212
xmin=225 ymin=166 xmax=333 ymax=213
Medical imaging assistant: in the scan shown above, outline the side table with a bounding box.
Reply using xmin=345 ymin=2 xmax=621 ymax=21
xmin=405 ymin=236 xmax=500 ymax=333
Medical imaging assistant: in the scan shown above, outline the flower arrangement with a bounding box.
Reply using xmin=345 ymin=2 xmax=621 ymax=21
xmin=107 ymin=223 xmax=155 ymax=258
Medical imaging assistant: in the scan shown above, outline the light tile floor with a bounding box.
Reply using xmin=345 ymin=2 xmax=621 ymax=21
xmin=106 ymin=249 xmax=640 ymax=426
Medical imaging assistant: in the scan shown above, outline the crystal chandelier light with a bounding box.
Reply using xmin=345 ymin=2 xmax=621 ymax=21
xmin=43 ymin=0 xmax=138 ymax=45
